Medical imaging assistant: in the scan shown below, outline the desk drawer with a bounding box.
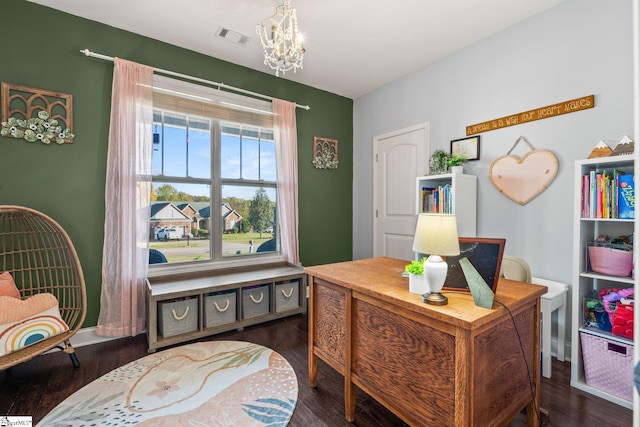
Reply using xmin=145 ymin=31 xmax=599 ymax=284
xmin=242 ymin=284 xmax=270 ymax=318
xmin=158 ymin=297 xmax=198 ymax=338
xmin=204 ymin=290 xmax=237 ymax=328
xmin=275 ymin=281 xmax=299 ymax=312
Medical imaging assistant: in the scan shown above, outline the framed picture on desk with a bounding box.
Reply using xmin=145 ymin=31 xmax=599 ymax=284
xmin=442 ymin=237 xmax=506 ymax=293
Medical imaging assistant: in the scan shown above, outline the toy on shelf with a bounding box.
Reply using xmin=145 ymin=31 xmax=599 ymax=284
xmin=601 ymin=287 xmax=634 ymax=340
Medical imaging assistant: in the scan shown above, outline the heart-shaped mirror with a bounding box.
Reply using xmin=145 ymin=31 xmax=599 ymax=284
xmin=489 ymin=149 xmax=558 ymax=205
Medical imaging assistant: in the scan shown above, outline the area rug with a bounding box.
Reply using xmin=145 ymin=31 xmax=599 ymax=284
xmin=37 ymin=340 xmax=298 ymax=426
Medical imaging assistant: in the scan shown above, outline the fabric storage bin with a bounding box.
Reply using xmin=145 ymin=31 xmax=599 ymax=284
xmin=158 ymin=297 xmax=198 ymax=338
xmin=242 ymin=284 xmax=270 ymax=318
xmin=275 ymin=281 xmax=300 ymax=312
xmin=580 ymin=330 xmax=633 ymax=401
xmin=204 ymin=290 xmax=237 ymax=328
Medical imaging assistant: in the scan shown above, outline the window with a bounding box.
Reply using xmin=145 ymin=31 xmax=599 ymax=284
xmin=148 ymin=76 xmax=279 ymax=266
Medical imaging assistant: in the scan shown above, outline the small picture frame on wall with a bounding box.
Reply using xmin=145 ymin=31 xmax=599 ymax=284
xmin=451 ymin=135 xmax=480 ymax=161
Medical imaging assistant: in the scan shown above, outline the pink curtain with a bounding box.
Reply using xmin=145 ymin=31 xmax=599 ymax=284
xmin=96 ymin=58 xmax=154 ymax=337
xmin=273 ymin=99 xmax=300 ymax=265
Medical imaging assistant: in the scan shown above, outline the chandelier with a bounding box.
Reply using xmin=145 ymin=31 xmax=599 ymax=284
xmin=256 ymin=0 xmax=305 ymax=76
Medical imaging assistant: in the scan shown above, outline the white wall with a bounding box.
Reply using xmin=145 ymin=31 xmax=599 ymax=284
xmin=354 ymin=0 xmax=632 ymax=277
xmin=353 ymin=0 xmax=633 ymax=356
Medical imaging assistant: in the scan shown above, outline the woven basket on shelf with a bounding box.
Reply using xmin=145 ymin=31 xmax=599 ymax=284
xmin=580 ymin=331 xmax=633 ymax=401
xmin=587 ymin=245 xmax=633 ymax=277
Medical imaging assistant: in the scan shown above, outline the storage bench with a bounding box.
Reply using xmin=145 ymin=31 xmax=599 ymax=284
xmin=146 ymin=262 xmax=307 ymax=352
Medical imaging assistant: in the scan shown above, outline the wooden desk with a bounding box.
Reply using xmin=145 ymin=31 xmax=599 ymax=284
xmin=306 ymin=257 xmax=546 ymax=427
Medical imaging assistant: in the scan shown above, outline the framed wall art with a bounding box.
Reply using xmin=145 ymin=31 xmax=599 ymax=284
xmin=1 ymin=82 xmax=75 ymax=144
xmin=312 ymin=136 xmax=339 ymax=169
xmin=451 ymin=135 xmax=480 ymax=161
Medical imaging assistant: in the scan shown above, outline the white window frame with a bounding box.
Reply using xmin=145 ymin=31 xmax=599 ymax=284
xmin=147 ymin=76 xmax=285 ymax=277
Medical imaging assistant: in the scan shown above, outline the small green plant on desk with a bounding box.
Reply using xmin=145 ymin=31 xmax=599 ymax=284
xmin=405 ymin=258 xmax=427 ymax=275
xmin=406 ymin=258 xmax=428 ymax=294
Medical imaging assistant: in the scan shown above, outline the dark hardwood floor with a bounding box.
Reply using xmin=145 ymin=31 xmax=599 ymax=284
xmin=0 ymin=313 xmax=633 ymax=426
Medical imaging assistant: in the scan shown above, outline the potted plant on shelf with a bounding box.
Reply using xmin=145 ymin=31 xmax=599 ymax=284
xmin=447 ymin=154 xmax=467 ymax=174
xmin=405 ymin=258 xmax=428 ymax=294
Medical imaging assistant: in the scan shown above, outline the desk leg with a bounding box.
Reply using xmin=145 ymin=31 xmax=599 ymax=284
xmin=345 ymin=380 xmax=355 ymax=422
xmin=308 ymin=277 xmax=318 ymax=387
xmin=527 ymin=298 xmax=542 ymax=427
xmin=541 ymin=301 xmax=552 ymax=379
xmin=309 ymin=353 xmax=318 ymax=387
xmin=525 ymin=400 xmax=540 ymax=427
xmin=344 ymin=289 xmax=355 ymax=422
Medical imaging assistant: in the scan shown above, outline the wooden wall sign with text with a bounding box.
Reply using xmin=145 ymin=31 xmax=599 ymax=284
xmin=466 ymin=95 xmax=594 ymax=136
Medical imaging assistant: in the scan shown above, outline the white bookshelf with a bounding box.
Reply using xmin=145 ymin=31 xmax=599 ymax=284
xmin=416 ymin=173 xmax=477 ymax=237
xmin=571 ymin=155 xmax=634 ymax=409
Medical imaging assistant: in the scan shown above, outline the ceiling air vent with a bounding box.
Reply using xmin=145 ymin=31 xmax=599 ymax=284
xmin=215 ymin=25 xmax=251 ymax=47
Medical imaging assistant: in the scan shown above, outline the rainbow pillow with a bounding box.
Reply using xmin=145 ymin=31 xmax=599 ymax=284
xmin=0 ymin=293 xmax=69 ymax=357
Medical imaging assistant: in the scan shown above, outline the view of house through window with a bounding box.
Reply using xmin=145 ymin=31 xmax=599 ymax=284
xmin=149 ymin=107 xmax=278 ymax=265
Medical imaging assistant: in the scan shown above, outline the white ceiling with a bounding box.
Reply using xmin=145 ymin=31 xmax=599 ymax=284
xmin=28 ymin=0 xmax=565 ymax=99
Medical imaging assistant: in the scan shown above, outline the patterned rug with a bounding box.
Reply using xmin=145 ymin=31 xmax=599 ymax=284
xmin=38 ymin=341 xmax=298 ymax=426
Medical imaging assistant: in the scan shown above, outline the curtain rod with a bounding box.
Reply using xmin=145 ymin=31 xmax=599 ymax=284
xmin=80 ymin=49 xmax=310 ymax=111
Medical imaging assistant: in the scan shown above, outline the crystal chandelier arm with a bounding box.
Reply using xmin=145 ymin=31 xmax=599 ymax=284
xmin=256 ymin=0 xmax=305 ymax=76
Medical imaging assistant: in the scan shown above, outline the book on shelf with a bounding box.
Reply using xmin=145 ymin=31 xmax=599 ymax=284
xmin=581 ymin=170 xmax=634 ymax=219
xmin=420 ymin=184 xmax=452 ymax=214
xmin=589 ymin=170 xmax=596 ymax=218
xmin=581 ymin=174 xmax=590 ymax=217
xmin=596 ymin=173 xmax=603 ymax=218
xmin=617 ymin=174 xmax=635 ymax=219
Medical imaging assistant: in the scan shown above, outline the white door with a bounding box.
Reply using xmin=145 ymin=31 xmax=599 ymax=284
xmin=373 ymin=123 xmax=429 ymax=260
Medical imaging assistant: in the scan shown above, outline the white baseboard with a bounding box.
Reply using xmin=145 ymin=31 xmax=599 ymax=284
xmin=69 ymin=327 xmax=134 ymax=348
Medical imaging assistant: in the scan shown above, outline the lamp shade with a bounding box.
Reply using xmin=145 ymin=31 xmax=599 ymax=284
xmin=412 ymin=214 xmax=460 ymax=256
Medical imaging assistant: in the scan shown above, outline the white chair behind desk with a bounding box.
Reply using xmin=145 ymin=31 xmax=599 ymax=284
xmin=500 ymin=255 xmax=531 ymax=283
xmin=500 ymin=256 xmax=569 ymax=379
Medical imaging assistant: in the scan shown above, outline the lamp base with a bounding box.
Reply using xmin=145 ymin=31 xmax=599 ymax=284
xmin=422 ymin=291 xmax=448 ymax=305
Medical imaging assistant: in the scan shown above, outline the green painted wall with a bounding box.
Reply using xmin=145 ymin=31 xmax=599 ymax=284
xmin=0 ymin=0 xmax=353 ymax=327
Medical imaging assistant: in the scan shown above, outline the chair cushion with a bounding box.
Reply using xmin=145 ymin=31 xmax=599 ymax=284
xmin=0 ymin=293 xmax=69 ymax=357
xmin=0 ymin=271 xmax=20 ymax=299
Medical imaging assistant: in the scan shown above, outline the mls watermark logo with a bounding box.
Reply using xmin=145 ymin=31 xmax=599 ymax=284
xmin=0 ymin=416 xmax=33 ymax=427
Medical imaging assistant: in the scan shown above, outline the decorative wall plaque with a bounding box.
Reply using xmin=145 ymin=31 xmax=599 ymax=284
xmin=466 ymin=95 xmax=594 ymax=136
xmin=489 ymin=136 xmax=558 ymax=205
xmin=312 ymin=136 xmax=338 ymax=169
xmin=1 ymin=82 xmax=74 ymax=144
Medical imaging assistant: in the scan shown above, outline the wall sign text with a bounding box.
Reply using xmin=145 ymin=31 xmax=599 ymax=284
xmin=466 ymin=95 xmax=594 ymax=135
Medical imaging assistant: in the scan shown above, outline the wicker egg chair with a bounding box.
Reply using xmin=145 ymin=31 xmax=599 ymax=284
xmin=0 ymin=205 xmax=86 ymax=370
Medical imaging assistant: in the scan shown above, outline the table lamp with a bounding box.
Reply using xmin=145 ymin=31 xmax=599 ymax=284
xmin=411 ymin=214 xmax=460 ymax=305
